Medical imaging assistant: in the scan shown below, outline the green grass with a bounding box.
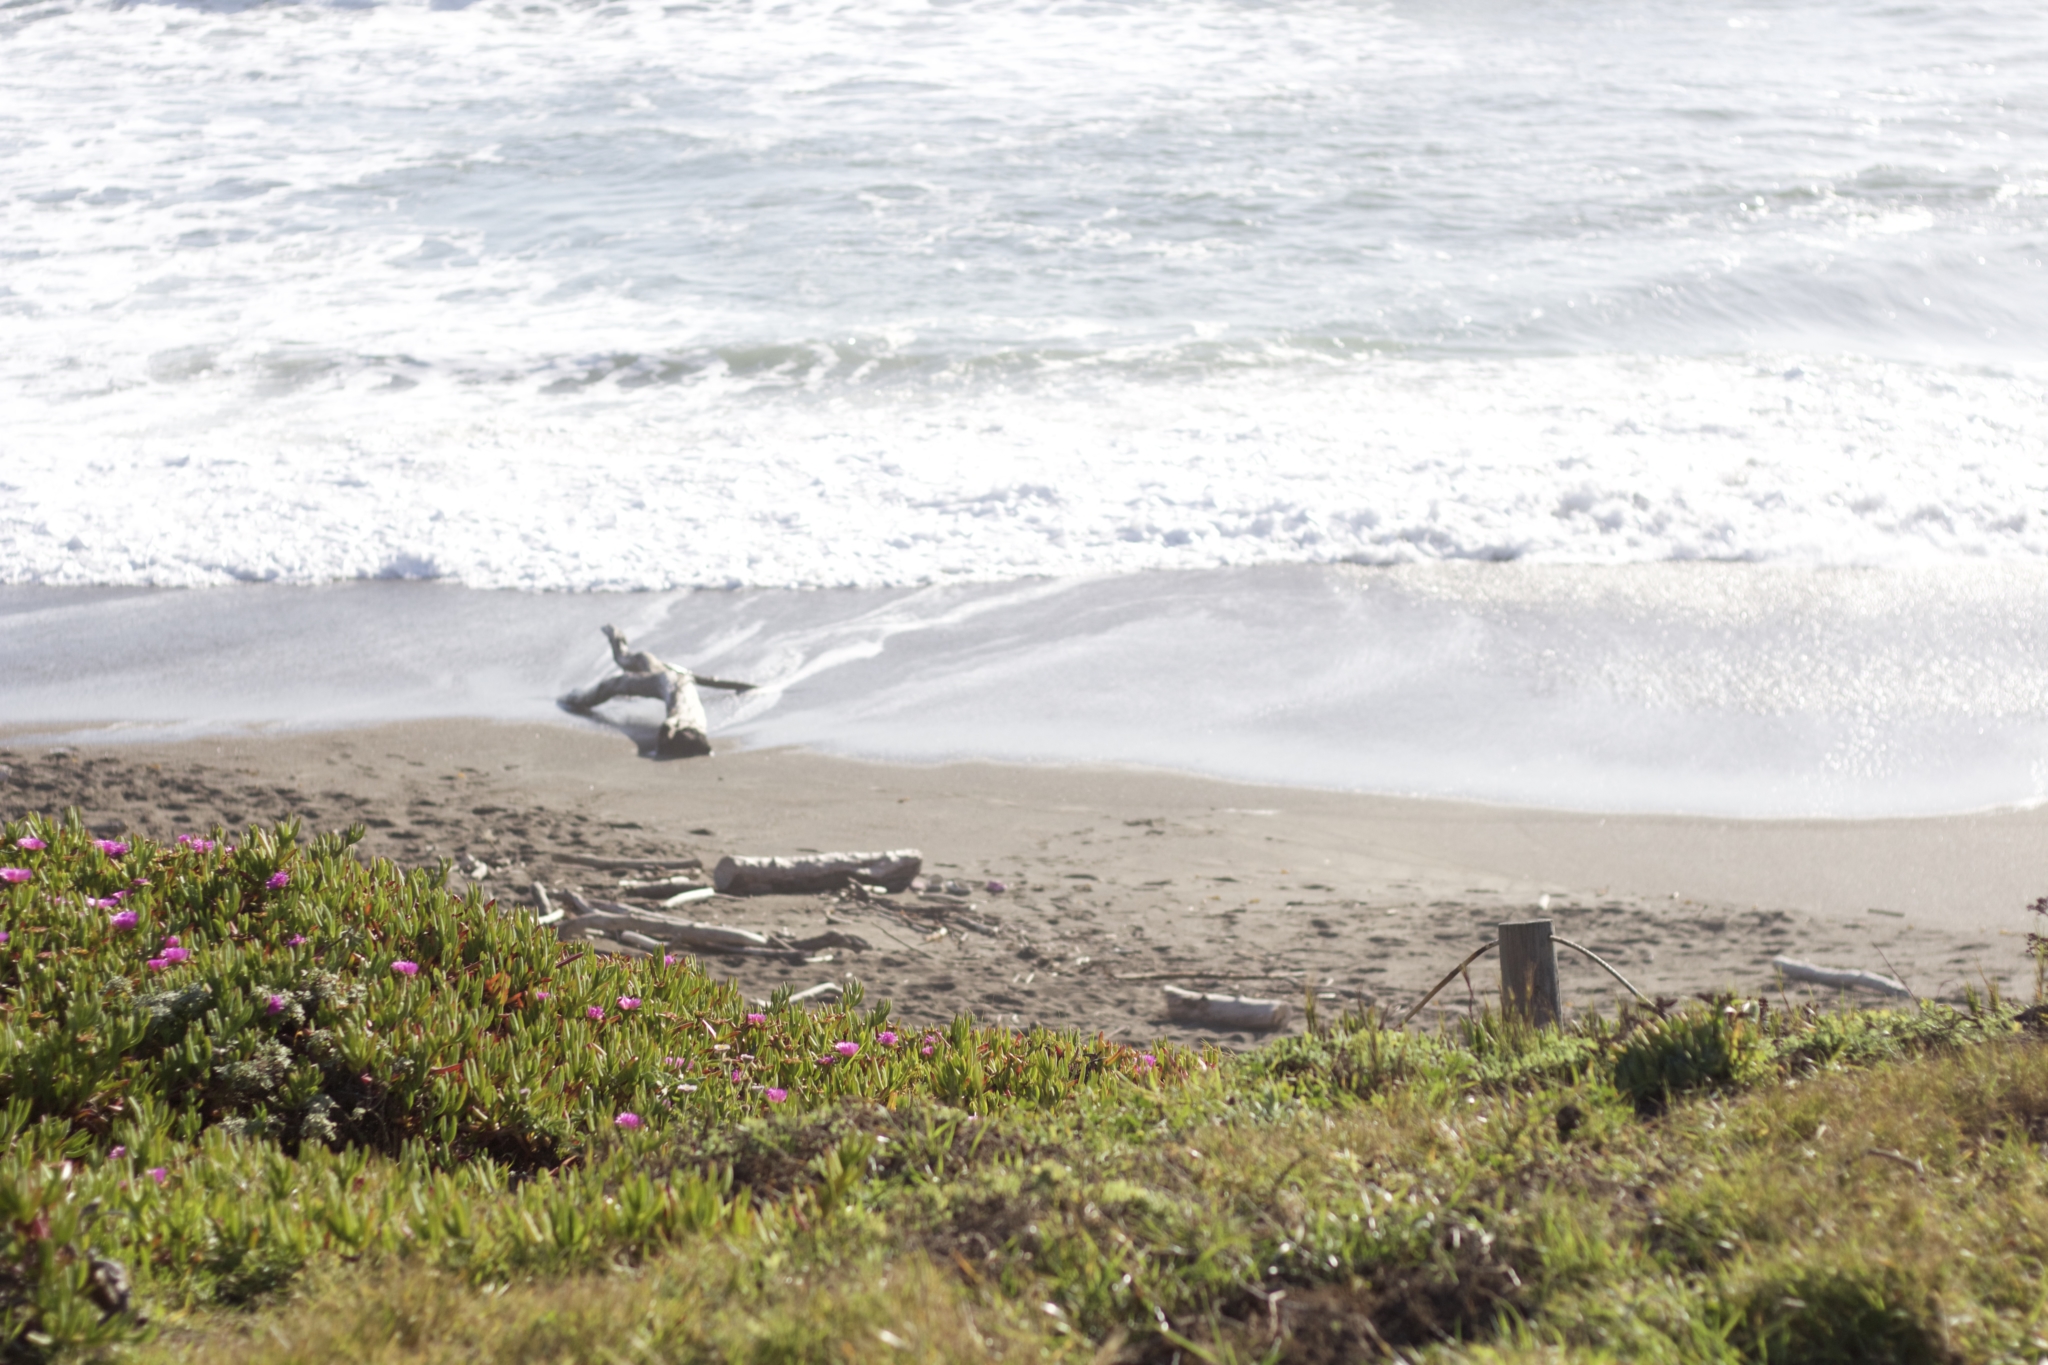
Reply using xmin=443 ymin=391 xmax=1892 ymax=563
xmin=3 ymin=813 xmax=2046 ymax=1363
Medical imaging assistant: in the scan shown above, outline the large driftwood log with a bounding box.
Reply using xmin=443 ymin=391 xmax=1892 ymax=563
xmin=1772 ymin=955 xmax=1913 ymax=998
xmin=1163 ymin=985 xmax=1291 ymax=1031
xmin=713 ymin=850 xmax=923 ymax=895
xmin=558 ymin=625 xmax=754 ymax=758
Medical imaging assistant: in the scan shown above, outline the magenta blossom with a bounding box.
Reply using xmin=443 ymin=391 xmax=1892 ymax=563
xmin=731 ymin=1068 xmax=743 ymax=1082
xmin=89 ymin=897 xmax=119 ymax=909
xmin=178 ymin=835 xmax=216 ymax=852
xmin=0 ymin=931 xmax=8 ymax=945
xmin=616 ymin=996 xmax=641 ymax=1011
xmin=146 ymin=1167 xmax=168 ymax=1185
xmin=1139 ymin=1054 xmax=1158 ymax=1070
xmin=163 ymin=935 xmax=179 ymax=947
xmin=833 ymin=1041 xmax=859 ymax=1058
xmin=663 ymin=954 xmax=678 ymax=965
xmin=0 ymin=868 xmax=29 ymax=884
xmin=614 ymin=1112 xmax=643 ymax=1130
xmin=160 ymin=947 xmax=189 ymax=964
xmin=664 ymin=1056 xmax=689 ymax=1067
xmin=109 ymin=1145 xmax=126 ymax=1159
xmin=745 ymin=1012 xmax=767 ymax=1026
xmin=534 ymin=989 xmax=551 ymax=1001
xmin=391 ymin=959 xmax=419 ymax=977
xmin=110 ymin=910 xmax=138 ymax=930
xmin=876 ymin=1031 xmax=899 ymax=1047
xmin=265 ymin=994 xmax=287 ymax=1015
xmin=285 ymin=934 xmax=307 ymax=947
xmin=265 ymin=871 xmax=289 ymax=890
xmin=93 ymin=840 xmax=129 ymax=857
xmin=145 ymin=958 xmax=167 ymax=971
xmin=586 ymin=1006 xmax=605 ymax=1022
xmin=15 ymin=837 xmax=46 ymax=851
xmin=764 ymin=1087 xmax=788 ymax=1103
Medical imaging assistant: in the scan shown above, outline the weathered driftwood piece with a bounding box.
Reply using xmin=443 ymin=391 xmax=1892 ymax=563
xmin=1773 ymin=955 xmax=1913 ymax=998
xmin=714 ymin=850 xmax=923 ymax=896
xmin=557 ymin=625 xmax=754 ymax=758
xmin=530 ymin=881 xmax=564 ymax=927
xmin=557 ymin=899 xmax=771 ymax=951
xmin=1163 ymin=985 xmax=1291 ymax=1031
xmin=1499 ymin=919 xmax=1561 ymax=1027
xmin=551 ymin=852 xmax=704 ymax=873
xmin=660 ymin=886 xmax=717 ymax=908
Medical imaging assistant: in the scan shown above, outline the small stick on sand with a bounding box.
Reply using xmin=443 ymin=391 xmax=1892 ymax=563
xmin=1772 ymin=955 xmax=1913 ymax=998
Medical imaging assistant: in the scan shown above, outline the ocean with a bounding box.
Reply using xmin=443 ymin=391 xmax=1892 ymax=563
xmin=3 ymin=0 xmax=2045 ymax=815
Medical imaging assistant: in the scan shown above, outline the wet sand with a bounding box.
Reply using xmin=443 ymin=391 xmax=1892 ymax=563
xmin=4 ymin=719 xmax=2044 ymax=1044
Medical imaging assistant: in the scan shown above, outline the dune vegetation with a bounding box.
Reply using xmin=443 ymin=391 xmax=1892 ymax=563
xmin=2 ymin=814 xmax=2044 ymax=1363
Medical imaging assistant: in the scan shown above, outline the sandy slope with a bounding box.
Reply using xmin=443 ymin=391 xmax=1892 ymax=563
xmin=3 ymin=719 xmax=2042 ymax=1045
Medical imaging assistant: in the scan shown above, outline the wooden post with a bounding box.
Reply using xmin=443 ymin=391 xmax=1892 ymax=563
xmin=1498 ymin=919 xmax=1560 ymax=1027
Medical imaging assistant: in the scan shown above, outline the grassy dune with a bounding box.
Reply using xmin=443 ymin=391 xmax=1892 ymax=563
xmin=2 ymin=815 xmax=2043 ymax=1363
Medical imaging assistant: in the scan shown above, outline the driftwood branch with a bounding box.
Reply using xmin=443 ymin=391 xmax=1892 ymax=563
xmin=714 ymin=850 xmax=922 ymax=896
xmin=1163 ymin=985 xmax=1291 ymax=1031
xmin=558 ymin=625 xmax=754 ymax=758
xmin=1773 ymin=956 xmax=1913 ymax=998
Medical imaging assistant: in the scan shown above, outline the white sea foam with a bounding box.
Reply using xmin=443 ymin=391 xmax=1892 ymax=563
xmin=3 ymin=0 xmax=2046 ymax=589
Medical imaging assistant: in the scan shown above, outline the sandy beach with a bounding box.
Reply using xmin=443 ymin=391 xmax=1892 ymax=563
xmin=4 ymin=718 xmax=2043 ymax=1044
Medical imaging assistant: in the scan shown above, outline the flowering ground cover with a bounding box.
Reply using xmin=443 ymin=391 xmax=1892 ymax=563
xmin=3 ymin=816 xmax=2047 ymax=1363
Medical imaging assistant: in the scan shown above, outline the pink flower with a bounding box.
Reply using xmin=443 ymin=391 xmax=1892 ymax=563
xmin=876 ymin=1031 xmax=899 ymax=1047
xmin=664 ymin=1056 xmax=689 ymax=1067
xmin=266 ymin=871 xmax=289 ymax=890
xmin=108 ymin=1145 xmax=125 ymax=1159
xmin=833 ymin=1041 xmax=859 ymax=1058
xmin=15 ymin=837 xmax=45 ymax=851
xmin=146 ymin=1167 xmax=167 ymax=1185
xmin=0 ymin=868 xmax=30 ymax=883
xmin=614 ymin=1112 xmax=643 ymax=1130
xmin=160 ymin=947 xmax=189 ymax=964
xmin=265 ymin=994 xmax=286 ymax=1015
xmin=731 ymin=1068 xmax=743 ymax=1082
xmin=764 ymin=1087 xmax=788 ymax=1103
xmin=616 ymin=996 xmax=641 ymax=1011
xmin=1139 ymin=1054 xmax=1158 ymax=1070
xmin=663 ymin=954 xmax=678 ymax=965
xmin=922 ymin=1044 xmax=935 ymax=1057
xmin=145 ymin=958 xmax=168 ymax=971
xmin=177 ymin=836 xmax=216 ymax=853
xmin=586 ymin=1006 xmax=605 ymax=1022
xmin=391 ymin=960 xmax=419 ymax=977
xmin=534 ymin=990 xmax=551 ymax=1001
xmin=286 ymin=934 xmax=306 ymax=947
xmin=0 ymin=931 xmax=8 ymax=945
xmin=93 ymin=840 xmax=129 ymax=857
xmin=745 ymin=1012 xmax=767 ymax=1026
xmin=89 ymin=898 xmax=119 ymax=909
xmin=110 ymin=910 xmax=138 ymax=930
xmin=163 ymin=936 xmax=179 ymax=948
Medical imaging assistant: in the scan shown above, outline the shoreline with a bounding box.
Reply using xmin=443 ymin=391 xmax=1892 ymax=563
xmin=5 ymin=718 xmax=2040 ymax=1043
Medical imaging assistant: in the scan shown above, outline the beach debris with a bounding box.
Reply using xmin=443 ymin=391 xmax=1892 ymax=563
xmin=713 ymin=850 xmax=922 ymax=896
xmin=660 ymin=886 xmax=718 ymax=908
xmin=1163 ymin=985 xmax=1291 ymax=1032
xmin=530 ymin=880 xmax=564 ymax=927
xmin=617 ymin=873 xmax=709 ymax=891
xmin=1772 ymin=955 xmax=1913 ymax=998
xmin=782 ymin=982 xmax=845 ymax=1006
xmin=551 ymin=851 xmax=704 ymax=873
xmin=557 ymin=625 xmax=755 ymax=759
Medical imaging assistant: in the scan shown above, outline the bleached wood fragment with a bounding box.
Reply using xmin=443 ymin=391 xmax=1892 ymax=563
xmin=661 ymin=886 xmax=717 ymax=908
xmin=1772 ymin=955 xmax=1913 ymax=998
xmin=558 ymin=625 xmax=754 ymax=758
xmin=531 ymin=881 xmax=564 ymax=927
xmin=560 ymin=899 xmax=770 ymax=951
xmin=1163 ymin=985 xmax=1291 ymax=1031
xmin=785 ymin=982 xmax=844 ymax=1004
xmin=713 ymin=850 xmax=922 ymax=895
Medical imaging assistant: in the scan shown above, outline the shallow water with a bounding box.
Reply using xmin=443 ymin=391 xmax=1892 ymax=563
xmin=8 ymin=563 xmax=2047 ymax=818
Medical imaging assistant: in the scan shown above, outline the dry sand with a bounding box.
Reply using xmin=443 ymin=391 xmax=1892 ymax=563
xmin=4 ymin=719 xmax=2044 ymax=1045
